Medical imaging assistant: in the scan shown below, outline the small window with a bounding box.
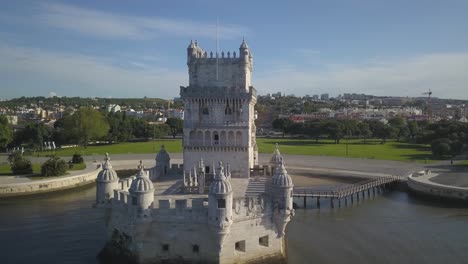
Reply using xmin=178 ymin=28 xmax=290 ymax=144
xmin=162 ymin=244 xmax=169 ymax=251
xmin=259 ymin=236 xmax=269 ymax=247
xmin=235 ymin=240 xmax=246 ymax=252
xmin=205 ymin=166 xmax=210 ymax=174
xmin=132 ymin=197 xmax=137 ymax=205
xmin=192 ymin=245 xmax=199 ymax=253
xmin=202 ymin=107 xmax=209 ymax=115
xmin=218 ymin=199 xmax=226 ymax=209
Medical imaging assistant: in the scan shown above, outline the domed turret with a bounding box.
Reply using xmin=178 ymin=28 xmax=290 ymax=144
xmin=270 ymin=146 xmax=294 ymax=237
xmin=95 ymin=153 xmax=120 ymax=207
xmin=209 ymin=162 xmax=232 ymax=194
xmin=154 ymin=145 xmax=171 ymax=178
xmin=208 ymin=161 xmax=233 ymax=249
xmin=129 ymin=161 xmax=154 ymax=211
xmin=272 ymin=157 xmax=293 ymax=188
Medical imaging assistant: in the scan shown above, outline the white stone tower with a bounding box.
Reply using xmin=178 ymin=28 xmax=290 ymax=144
xmin=129 ymin=161 xmax=154 ymax=213
xmin=208 ymin=161 xmax=233 ymax=247
xmin=271 ymin=146 xmax=294 ymax=237
xmin=180 ymin=40 xmax=258 ymax=177
xmin=95 ymin=153 xmax=119 ymax=207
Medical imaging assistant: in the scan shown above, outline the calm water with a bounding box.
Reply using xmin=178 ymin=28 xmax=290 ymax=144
xmin=1 ymin=185 xmax=468 ymax=264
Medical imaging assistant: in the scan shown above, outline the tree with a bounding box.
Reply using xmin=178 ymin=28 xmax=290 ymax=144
xmin=63 ymin=107 xmax=109 ymax=148
xmin=305 ymin=121 xmax=322 ymax=143
xmin=41 ymin=155 xmax=67 ymax=176
xmin=13 ymin=122 xmax=49 ymax=150
xmin=0 ymin=115 xmax=12 ymax=150
xmin=272 ymin=118 xmax=293 ymax=137
xmin=165 ymin=118 xmax=183 ymax=138
xmin=150 ymin=124 xmax=170 ymax=139
xmin=323 ymin=120 xmax=345 ymax=144
xmin=367 ymin=120 xmax=394 ymax=144
xmin=388 ymin=116 xmax=406 ymax=142
xmin=431 ymin=138 xmax=452 ymax=157
xmin=9 ymin=152 xmax=33 ymax=175
xmin=357 ymin=122 xmax=372 ymax=141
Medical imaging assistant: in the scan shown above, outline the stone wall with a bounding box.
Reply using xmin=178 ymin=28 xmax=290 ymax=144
xmin=408 ymin=176 xmax=468 ymax=200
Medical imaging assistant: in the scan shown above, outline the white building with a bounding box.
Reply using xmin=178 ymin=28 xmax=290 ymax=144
xmin=95 ymin=40 xmax=294 ymax=264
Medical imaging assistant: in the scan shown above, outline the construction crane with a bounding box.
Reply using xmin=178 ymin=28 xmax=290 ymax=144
xmin=422 ymin=89 xmax=432 ymax=122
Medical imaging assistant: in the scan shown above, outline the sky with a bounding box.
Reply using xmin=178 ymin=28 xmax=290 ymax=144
xmin=0 ymin=0 xmax=467 ymax=100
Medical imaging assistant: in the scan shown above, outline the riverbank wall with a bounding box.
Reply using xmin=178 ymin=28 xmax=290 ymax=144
xmin=407 ymin=173 xmax=468 ymax=201
xmin=0 ymin=164 xmax=100 ymax=197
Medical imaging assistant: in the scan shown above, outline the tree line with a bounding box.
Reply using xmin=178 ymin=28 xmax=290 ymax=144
xmin=0 ymin=108 xmax=183 ymax=151
xmin=272 ymin=117 xmax=468 ymax=158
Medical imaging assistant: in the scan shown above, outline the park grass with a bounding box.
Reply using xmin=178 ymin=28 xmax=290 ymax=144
xmin=32 ymin=139 xmax=182 ymax=158
xmin=27 ymin=138 xmax=436 ymax=163
xmin=257 ymin=138 xmax=434 ymax=162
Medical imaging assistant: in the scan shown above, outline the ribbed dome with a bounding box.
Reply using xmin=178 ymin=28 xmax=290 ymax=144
xmin=272 ymin=158 xmax=293 ymax=188
xmin=270 ymin=143 xmax=282 ymax=165
xmin=156 ymin=145 xmax=170 ymax=162
xmin=129 ymin=161 xmax=154 ymax=193
xmin=97 ymin=153 xmax=118 ymax=182
xmin=209 ymin=162 xmax=232 ymax=194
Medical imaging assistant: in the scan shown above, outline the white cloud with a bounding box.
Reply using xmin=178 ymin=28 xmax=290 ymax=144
xmin=255 ymin=52 xmax=468 ymax=99
xmin=0 ymin=43 xmax=186 ymax=98
xmin=39 ymin=3 xmax=248 ymax=40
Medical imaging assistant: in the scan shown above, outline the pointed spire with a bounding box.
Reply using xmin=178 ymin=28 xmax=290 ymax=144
xmin=137 ymin=160 xmax=146 ymax=178
xmin=215 ymin=161 xmax=226 ymax=180
xmin=102 ymin=153 xmax=112 ymax=169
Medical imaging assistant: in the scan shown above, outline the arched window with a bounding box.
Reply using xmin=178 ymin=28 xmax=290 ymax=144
xmin=235 ymin=131 xmax=242 ymax=145
xmin=213 ymin=131 xmax=219 ymax=145
xmin=202 ymin=106 xmax=209 ymax=115
xmin=225 ymin=102 xmax=232 ymax=115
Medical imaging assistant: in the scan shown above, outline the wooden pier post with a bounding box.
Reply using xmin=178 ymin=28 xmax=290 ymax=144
xmin=338 ymin=198 xmax=341 ymax=208
xmin=303 ymin=196 xmax=307 ymax=208
xmin=330 ymin=198 xmax=334 ymax=208
xmin=345 ymin=197 xmax=348 ymax=206
xmin=351 ymin=194 xmax=354 ymax=204
xmin=317 ymin=197 xmax=320 ymax=209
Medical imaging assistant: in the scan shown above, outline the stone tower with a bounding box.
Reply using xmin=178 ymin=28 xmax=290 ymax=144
xmin=95 ymin=153 xmax=119 ymax=207
xmin=180 ymin=40 xmax=258 ymax=177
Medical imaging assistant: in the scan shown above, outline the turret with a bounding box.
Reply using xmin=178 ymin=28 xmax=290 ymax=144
xmin=154 ymin=145 xmax=170 ymax=179
xmin=270 ymin=146 xmax=294 ymax=237
xmin=129 ymin=161 xmax=154 ymax=212
xmin=95 ymin=153 xmax=119 ymax=207
xmin=187 ymin=40 xmax=197 ymax=64
xmin=239 ymin=38 xmax=252 ymax=63
xmin=208 ymin=161 xmax=233 ymax=248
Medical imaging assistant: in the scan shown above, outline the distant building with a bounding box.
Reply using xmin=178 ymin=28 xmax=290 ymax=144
xmin=107 ymin=104 xmax=121 ymax=113
xmin=320 ymin=93 xmax=329 ymax=101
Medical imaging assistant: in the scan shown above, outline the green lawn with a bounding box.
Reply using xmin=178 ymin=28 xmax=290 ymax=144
xmin=258 ymin=138 xmax=434 ymax=162
xmin=26 ymin=138 xmax=436 ymax=163
xmin=32 ymin=139 xmax=182 ymax=158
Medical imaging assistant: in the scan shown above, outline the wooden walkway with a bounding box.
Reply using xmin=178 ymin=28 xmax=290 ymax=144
xmin=293 ymin=175 xmax=406 ymax=208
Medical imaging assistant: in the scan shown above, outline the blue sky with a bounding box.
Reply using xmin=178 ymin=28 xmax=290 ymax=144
xmin=1 ymin=0 xmax=467 ymax=99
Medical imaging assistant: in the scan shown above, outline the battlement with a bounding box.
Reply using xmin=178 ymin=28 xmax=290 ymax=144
xmin=189 ymin=50 xmax=244 ymax=60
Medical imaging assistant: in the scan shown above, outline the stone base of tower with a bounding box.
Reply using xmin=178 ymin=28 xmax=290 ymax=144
xmin=183 ymin=148 xmax=251 ymax=177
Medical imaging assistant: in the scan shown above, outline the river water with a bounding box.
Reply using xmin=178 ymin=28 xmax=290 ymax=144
xmin=1 ymin=185 xmax=468 ymax=264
